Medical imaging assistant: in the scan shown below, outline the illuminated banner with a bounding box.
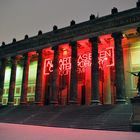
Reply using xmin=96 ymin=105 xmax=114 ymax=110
xmin=98 ymin=47 xmax=114 ymax=68
xmin=59 ymin=57 xmax=71 ymax=75
xmin=44 ymin=59 xmax=53 ymax=75
xmin=44 ymin=47 xmax=114 ymax=75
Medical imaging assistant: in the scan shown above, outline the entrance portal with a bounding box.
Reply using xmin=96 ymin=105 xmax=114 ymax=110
xmin=99 ymin=66 xmax=116 ymax=104
xmin=59 ymin=75 xmax=69 ymax=105
xmin=81 ymin=85 xmax=86 ymax=105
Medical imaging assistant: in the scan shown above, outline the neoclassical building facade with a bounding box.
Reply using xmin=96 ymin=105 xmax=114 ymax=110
xmin=0 ymin=2 xmax=140 ymax=106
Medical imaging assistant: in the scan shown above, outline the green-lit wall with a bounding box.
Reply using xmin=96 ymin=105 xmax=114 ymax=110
xmin=2 ymin=61 xmax=37 ymax=105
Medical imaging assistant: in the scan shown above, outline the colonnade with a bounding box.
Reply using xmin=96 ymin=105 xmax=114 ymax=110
xmin=0 ymin=32 xmax=126 ymax=106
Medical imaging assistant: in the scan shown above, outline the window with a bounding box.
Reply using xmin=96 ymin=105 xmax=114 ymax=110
xmin=6 ymin=89 xmax=9 ymax=95
xmin=28 ymin=87 xmax=32 ymax=93
xmin=3 ymin=89 xmax=5 ymax=94
xmin=2 ymin=99 xmax=7 ymax=104
xmin=32 ymin=86 xmax=35 ymax=93
xmin=16 ymin=87 xmax=20 ymax=94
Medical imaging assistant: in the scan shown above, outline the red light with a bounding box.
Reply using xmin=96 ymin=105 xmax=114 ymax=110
xmin=62 ymin=49 xmax=68 ymax=56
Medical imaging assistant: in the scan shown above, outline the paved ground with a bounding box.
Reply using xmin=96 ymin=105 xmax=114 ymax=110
xmin=0 ymin=123 xmax=140 ymax=140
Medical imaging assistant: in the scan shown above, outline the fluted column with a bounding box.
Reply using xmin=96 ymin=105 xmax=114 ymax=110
xmin=50 ymin=46 xmax=59 ymax=105
xmin=89 ymin=37 xmax=100 ymax=104
xmin=20 ymin=53 xmax=31 ymax=105
xmin=8 ymin=56 xmax=17 ymax=106
xmin=35 ymin=49 xmax=44 ymax=105
xmin=69 ymin=41 xmax=78 ymax=104
xmin=112 ymin=32 xmax=126 ymax=104
xmin=0 ymin=58 xmax=7 ymax=105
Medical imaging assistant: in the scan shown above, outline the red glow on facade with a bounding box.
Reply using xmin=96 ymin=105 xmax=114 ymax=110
xmin=62 ymin=48 xmax=68 ymax=56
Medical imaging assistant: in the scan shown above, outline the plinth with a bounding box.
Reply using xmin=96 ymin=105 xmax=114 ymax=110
xmin=130 ymin=96 xmax=140 ymax=131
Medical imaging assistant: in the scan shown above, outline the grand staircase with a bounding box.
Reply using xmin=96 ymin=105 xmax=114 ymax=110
xmin=0 ymin=104 xmax=132 ymax=131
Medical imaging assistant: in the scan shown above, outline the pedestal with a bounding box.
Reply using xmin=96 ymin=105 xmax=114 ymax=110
xmin=130 ymin=96 xmax=140 ymax=131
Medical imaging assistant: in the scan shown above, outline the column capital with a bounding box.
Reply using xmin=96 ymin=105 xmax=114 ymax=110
xmin=36 ymin=49 xmax=43 ymax=57
xmin=11 ymin=56 xmax=17 ymax=59
xmin=11 ymin=55 xmax=20 ymax=61
xmin=10 ymin=56 xmax=18 ymax=65
xmin=69 ymin=41 xmax=77 ymax=47
xmin=112 ymin=32 xmax=123 ymax=39
xmin=1 ymin=57 xmax=8 ymax=62
xmin=36 ymin=49 xmax=43 ymax=54
xmin=89 ymin=37 xmax=99 ymax=43
xmin=23 ymin=52 xmax=32 ymax=57
xmin=52 ymin=45 xmax=59 ymax=51
xmin=137 ymin=27 xmax=140 ymax=34
xmin=22 ymin=53 xmax=32 ymax=61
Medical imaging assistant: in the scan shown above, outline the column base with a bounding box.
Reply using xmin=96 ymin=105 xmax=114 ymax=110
xmin=131 ymin=96 xmax=140 ymax=103
xmin=50 ymin=101 xmax=58 ymax=105
xmin=69 ymin=100 xmax=77 ymax=104
xmin=0 ymin=102 xmax=3 ymax=106
xmin=116 ymin=99 xmax=126 ymax=104
xmin=20 ymin=102 xmax=27 ymax=106
xmin=7 ymin=102 xmax=14 ymax=106
xmin=91 ymin=100 xmax=100 ymax=105
xmin=34 ymin=102 xmax=43 ymax=106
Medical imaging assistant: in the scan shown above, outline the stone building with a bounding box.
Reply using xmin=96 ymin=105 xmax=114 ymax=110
xmin=0 ymin=1 xmax=140 ymax=106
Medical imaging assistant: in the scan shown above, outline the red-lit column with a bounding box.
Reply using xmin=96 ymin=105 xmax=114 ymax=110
xmin=20 ymin=53 xmax=31 ymax=105
xmin=69 ymin=41 xmax=78 ymax=104
xmin=50 ymin=46 xmax=59 ymax=105
xmin=35 ymin=49 xmax=44 ymax=105
xmin=112 ymin=32 xmax=126 ymax=104
xmin=8 ymin=56 xmax=17 ymax=106
xmin=89 ymin=37 xmax=100 ymax=105
xmin=0 ymin=58 xmax=7 ymax=105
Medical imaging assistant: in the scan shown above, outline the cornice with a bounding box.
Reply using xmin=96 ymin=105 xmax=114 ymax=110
xmin=0 ymin=7 xmax=140 ymax=59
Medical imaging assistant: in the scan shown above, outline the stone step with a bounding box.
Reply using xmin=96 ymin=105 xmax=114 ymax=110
xmin=0 ymin=104 xmax=132 ymax=131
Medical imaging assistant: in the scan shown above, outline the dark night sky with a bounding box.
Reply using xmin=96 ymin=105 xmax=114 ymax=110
xmin=0 ymin=0 xmax=138 ymax=44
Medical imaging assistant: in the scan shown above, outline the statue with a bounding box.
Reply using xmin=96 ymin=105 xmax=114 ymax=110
xmin=128 ymin=71 xmax=140 ymax=96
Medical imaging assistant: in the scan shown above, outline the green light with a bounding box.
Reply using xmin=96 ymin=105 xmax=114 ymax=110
xmin=4 ymin=66 xmax=11 ymax=85
xmin=29 ymin=61 xmax=37 ymax=82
